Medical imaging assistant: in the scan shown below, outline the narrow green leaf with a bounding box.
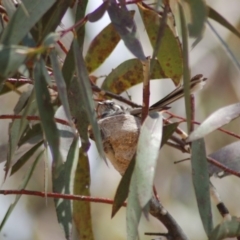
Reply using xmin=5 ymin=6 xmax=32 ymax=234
xmin=34 ymin=57 xmax=62 ymax=173
xmin=61 ymin=1 xmax=90 ymax=155
xmin=67 ymin=77 xmax=90 ymax=152
xmin=73 ymin=39 xmax=105 ymax=160
xmin=85 ymin=21 xmax=121 ymax=73
xmin=191 ymin=139 xmax=213 ymax=236
xmin=102 ymin=58 xmax=165 ymax=94
xmin=107 ymin=0 xmax=146 ymax=61
xmin=50 ymin=50 xmax=73 ymax=124
xmin=207 ymin=20 xmax=240 ymax=71
xmin=11 ymin=140 xmax=43 ymax=176
xmin=5 ymin=120 xmax=21 ymax=179
xmin=161 ymin=122 xmax=179 ymax=148
xmin=53 ymin=137 xmax=79 ymax=239
xmin=1 ymin=0 xmax=56 ymax=45
xmin=62 ymin=0 xmax=88 ymax=88
xmin=5 ymin=87 xmax=35 ymax=178
xmin=14 ymin=87 xmax=33 ymax=114
xmin=88 ymin=1 xmax=109 ymax=22
xmin=112 ymin=157 xmax=135 ymax=218
xmin=209 ymin=217 xmax=240 ymax=240
xmin=18 ymin=123 xmax=43 ymax=147
xmin=32 ymin=0 xmax=71 ymax=43
xmin=18 ymin=88 xmax=37 ymax=144
xmin=208 ymin=7 xmax=240 ymax=39
xmin=135 ymin=113 xmax=163 ymax=209
xmin=139 ymin=5 xmax=183 ymax=85
xmin=178 ymin=3 xmax=191 ymax=134
xmin=73 ymin=148 xmax=94 ymax=240
xmin=126 ymin=169 xmax=141 ymax=240
xmin=0 ymin=150 xmax=43 ymax=231
xmin=185 ymin=0 xmax=207 ymax=38
xmin=187 ymin=103 xmax=240 ymax=142
xmin=0 ymin=45 xmax=28 ymax=86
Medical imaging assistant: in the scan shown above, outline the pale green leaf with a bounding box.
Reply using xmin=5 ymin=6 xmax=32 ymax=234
xmin=191 ymin=139 xmax=213 ymax=236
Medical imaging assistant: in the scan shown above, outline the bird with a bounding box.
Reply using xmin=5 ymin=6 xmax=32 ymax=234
xmin=96 ymin=74 xmax=207 ymax=175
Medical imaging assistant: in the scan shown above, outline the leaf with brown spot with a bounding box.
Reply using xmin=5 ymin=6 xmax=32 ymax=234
xmin=85 ymin=22 xmax=120 ymax=73
xmin=138 ymin=5 xmax=183 ymax=85
xmin=102 ymin=58 xmax=165 ymax=94
xmin=73 ymin=148 xmax=94 ymax=240
xmin=85 ymin=11 xmax=135 ymax=73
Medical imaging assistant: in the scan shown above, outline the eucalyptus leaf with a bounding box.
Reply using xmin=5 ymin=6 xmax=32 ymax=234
xmin=0 ymin=150 xmax=43 ymax=231
xmin=1 ymin=0 xmax=56 ymax=45
xmin=11 ymin=140 xmax=43 ymax=176
xmin=34 ymin=57 xmax=62 ymax=174
xmin=107 ymin=0 xmax=146 ymax=61
xmin=208 ymin=6 xmax=240 ymax=40
xmin=73 ymin=148 xmax=94 ymax=240
xmin=0 ymin=45 xmax=29 ymax=86
xmin=112 ymin=157 xmax=135 ymax=218
xmin=53 ymin=136 xmax=79 ymax=239
xmin=187 ymin=103 xmax=240 ymax=142
xmin=135 ymin=113 xmax=163 ymax=209
xmin=178 ymin=3 xmax=191 ymax=134
xmin=88 ymin=1 xmax=109 ymax=22
xmin=73 ymin=39 xmax=105 ymax=160
xmin=18 ymin=123 xmax=43 ymax=147
xmin=209 ymin=216 xmax=240 ymax=240
xmin=126 ymin=168 xmax=141 ymax=240
xmin=185 ymin=0 xmax=207 ymax=39
xmin=85 ymin=19 xmax=121 ymax=73
xmin=138 ymin=5 xmax=183 ymax=85
xmin=102 ymin=58 xmax=165 ymax=94
xmin=161 ymin=123 xmax=179 ymax=148
xmin=191 ymin=139 xmax=213 ymax=236
xmin=50 ymin=50 xmax=73 ymax=124
xmin=32 ymin=0 xmax=71 ymax=43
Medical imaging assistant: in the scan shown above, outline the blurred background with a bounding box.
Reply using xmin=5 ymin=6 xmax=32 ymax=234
xmin=1 ymin=0 xmax=240 ymax=239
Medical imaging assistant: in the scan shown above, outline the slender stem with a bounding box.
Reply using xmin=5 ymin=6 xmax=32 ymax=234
xmin=166 ymin=111 xmax=240 ymax=140
xmin=0 ymin=189 xmax=126 ymax=206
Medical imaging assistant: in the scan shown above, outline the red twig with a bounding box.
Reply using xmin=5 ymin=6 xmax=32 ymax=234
xmin=0 ymin=115 xmax=70 ymax=126
xmin=207 ymin=156 xmax=240 ymax=178
xmin=0 ymin=189 xmax=126 ymax=206
xmin=166 ymin=111 xmax=240 ymax=140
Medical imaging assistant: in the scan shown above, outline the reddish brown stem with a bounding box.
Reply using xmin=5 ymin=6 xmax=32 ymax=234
xmin=207 ymin=156 xmax=240 ymax=178
xmin=0 ymin=189 xmax=126 ymax=206
xmin=166 ymin=111 xmax=240 ymax=140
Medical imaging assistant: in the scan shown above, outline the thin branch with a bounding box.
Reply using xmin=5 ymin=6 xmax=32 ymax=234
xmin=149 ymin=197 xmax=189 ymax=240
xmin=166 ymin=111 xmax=240 ymax=140
xmin=207 ymin=156 xmax=240 ymax=178
xmin=0 ymin=189 xmax=126 ymax=206
xmin=91 ymin=84 xmax=141 ymax=108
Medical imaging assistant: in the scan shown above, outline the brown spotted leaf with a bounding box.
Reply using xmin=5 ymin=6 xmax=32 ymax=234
xmin=139 ymin=5 xmax=183 ymax=85
xmin=73 ymin=148 xmax=94 ymax=240
xmin=85 ymin=11 xmax=135 ymax=73
xmin=102 ymin=58 xmax=165 ymax=94
xmin=85 ymin=22 xmax=121 ymax=73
